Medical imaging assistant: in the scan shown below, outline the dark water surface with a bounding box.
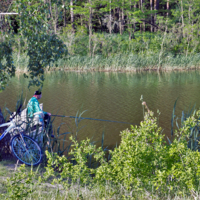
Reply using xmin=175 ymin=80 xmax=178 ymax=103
xmin=1 ymin=71 xmax=200 ymax=148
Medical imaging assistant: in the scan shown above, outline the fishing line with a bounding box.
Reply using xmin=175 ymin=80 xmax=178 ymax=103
xmin=51 ymin=115 xmax=136 ymax=125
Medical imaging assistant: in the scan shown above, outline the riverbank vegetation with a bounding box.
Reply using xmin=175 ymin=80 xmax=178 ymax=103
xmin=13 ymin=32 xmax=200 ymax=73
xmin=1 ymin=0 xmax=200 ymax=89
xmin=1 ymin=101 xmax=200 ymax=199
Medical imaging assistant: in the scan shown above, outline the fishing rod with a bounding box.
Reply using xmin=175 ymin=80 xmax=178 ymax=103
xmin=51 ymin=115 xmax=135 ymax=125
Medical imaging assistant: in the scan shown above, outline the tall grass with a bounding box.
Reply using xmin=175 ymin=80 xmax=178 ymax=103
xmin=13 ymin=52 xmax=200 ymax=72
xmin=170 ymin=99 xmax=200 ymax=152
xmin=12 ymin=32 xmax=200 ymax=72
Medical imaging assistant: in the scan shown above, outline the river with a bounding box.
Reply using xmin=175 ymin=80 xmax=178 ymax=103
xmin=1 ymin=70 xmax=200 ymax=148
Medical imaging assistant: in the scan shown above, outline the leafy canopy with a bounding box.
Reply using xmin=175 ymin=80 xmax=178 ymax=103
xmin=0 ymin=0 xmax=68 ymax=90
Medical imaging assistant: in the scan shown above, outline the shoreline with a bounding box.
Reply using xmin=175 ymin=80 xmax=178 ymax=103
xmin=15 ymin=65 xmax=200 ymax=74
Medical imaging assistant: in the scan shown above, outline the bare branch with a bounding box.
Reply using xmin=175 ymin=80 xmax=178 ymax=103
xmin=0 ymin=13 xmax=18 ymax=15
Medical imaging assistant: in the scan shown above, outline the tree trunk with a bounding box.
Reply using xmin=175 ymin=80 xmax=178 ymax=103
xmin=122 ymin=11 xmax=124 ymax=33
xmin=139 ymin=0 xmax=143 ymax=33
xmin=188 ymin=5 xmax=191 ymax=22
xmin=167 ymin=0 xmax=169 ymax=17
xmin=119 ymin=8 xmax=122 ymax=35
xmin=54 ymin=3 xmax=57 ymax=34
xmin=180 ymin=0 xmax=184 ymax=27
xmin=49 ymin=0 xmax=52 ymax=18
xmin=63 ymin=0 xmax=66 ymax=27
xmin=142 ymin=0 xmax=145 ymax=32
xmin=109 ymin=0 xmax=112 ymax=34
xmin=128 ymin=15 xmax=133 ymax=40
xmin=150 ymin=0 xmax=153 ymax=32
xmin=81 ymin=15 xmax=83 ymax=26
xmin=180 ymin=0 xmax=184 ymax=37
xmin=154 ymin=0 xmax=159 ymax=32
xmin=0 ymin=15 xmax=2 ymax=33
xmin=133 ymin=3 xmax=136 ymax=34
xmin=70 ymin=0 xmax=74 ymax=32
xmin=129 ymin=0 xmax=134 ymax=40
xmin=98 ymin=17 xmax=103 ymax=32
xmin=154 ymin=0 xmax=156 ymax=32
xmin=89 ymin=0 xmax=92 ymax=56
xmin=121 ymin=1 xmax=124 ymax=34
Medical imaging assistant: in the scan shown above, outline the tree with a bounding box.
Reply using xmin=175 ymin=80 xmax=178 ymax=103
xmin=0 ymin=0 xmax=68 ymax=90
xmin=70 ymin=0 xmax=75 ymax=32
xmin=73 ymin=0 xmax=100 ymax=56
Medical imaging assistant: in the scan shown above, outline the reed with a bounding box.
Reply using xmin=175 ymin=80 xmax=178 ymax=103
xmin=170 ymin=99 xmax=200 ymax=151
xmin=12 ymin=52 xmax=200 ymax=72
xmin=10 ymin=32 xmax=200 ymax=72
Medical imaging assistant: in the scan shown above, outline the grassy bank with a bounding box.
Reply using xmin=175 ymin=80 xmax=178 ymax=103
xmin=0 ymin=161 xmax=200 ymax=200
xmin=13 ymin=32 xmax=200 ymax=73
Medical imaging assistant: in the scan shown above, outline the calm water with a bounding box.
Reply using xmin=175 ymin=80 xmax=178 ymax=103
xmin=1 ymin=71 xmax=200 ymax=148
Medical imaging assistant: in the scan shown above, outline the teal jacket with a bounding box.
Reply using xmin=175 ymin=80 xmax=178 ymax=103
xmin=27 ymin=97 xmax=47 ymax=118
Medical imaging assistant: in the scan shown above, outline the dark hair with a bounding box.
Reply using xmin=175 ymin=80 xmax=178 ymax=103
xmin=34 ymin=91 xmax=42 ymax=95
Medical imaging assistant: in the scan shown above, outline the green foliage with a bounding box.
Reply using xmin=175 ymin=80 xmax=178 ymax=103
xmin=59 ymin=31 xmax=200 ymax=58
xmin=42 ymin=105 xmax=200 ymax=197
xmin=44 ymin=136 xmax=105 ymax=190
xmin=11 ymin=31 xmax=200 ymax=72
xmin=0 ymin=34 xmax=15 ymax=90
xmin=3 ymin=99 xmax=200 ymax=198
xmin=1 ymin=0 xmax=200 ymax=87
xmin=14 ymin=0 xmax=68 ymax=88
xmin=1 ymin=0 xmax=200 ymax=82
xmin=0 ymin=0 xmax=68 ymax=90
xmin=1 ymin=164 xmax=41 ymax=200
xmin=95 ymin=109 xmax=200 ymax=194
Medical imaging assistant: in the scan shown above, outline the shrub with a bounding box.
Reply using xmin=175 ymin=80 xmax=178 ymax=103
xmin=95 ymin=109 xmax=200 ymax=195
xmin=44 ymin=136 xmax=105 ymax=190
xmin=1 ymin=164 xmax=41 ymax=200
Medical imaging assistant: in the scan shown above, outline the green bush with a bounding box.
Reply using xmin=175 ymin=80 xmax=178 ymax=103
xmin=95 ymin=109 xmax=200 ymax=194
xmin=44 ymin=136 xmax=105 ymax=190
xmin=1 ymin=164 xmax=41 ymax=200
xmin=43 ymin=106 xmax=200 ymax=197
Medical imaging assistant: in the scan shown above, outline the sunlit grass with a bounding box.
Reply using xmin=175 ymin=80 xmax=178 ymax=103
xmin=0 ymin=162 xmax=199 ymax=200
xmin=11 ymin=32 xmax=200 ymax=72
xmin=13 ymin=53 xmax=200 ymax=72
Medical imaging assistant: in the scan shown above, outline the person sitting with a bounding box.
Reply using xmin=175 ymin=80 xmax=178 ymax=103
xmin=27 ymin=91 xmax=52 ymax=148
xmin=27 ymin=90 xmax=51 ymax=127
